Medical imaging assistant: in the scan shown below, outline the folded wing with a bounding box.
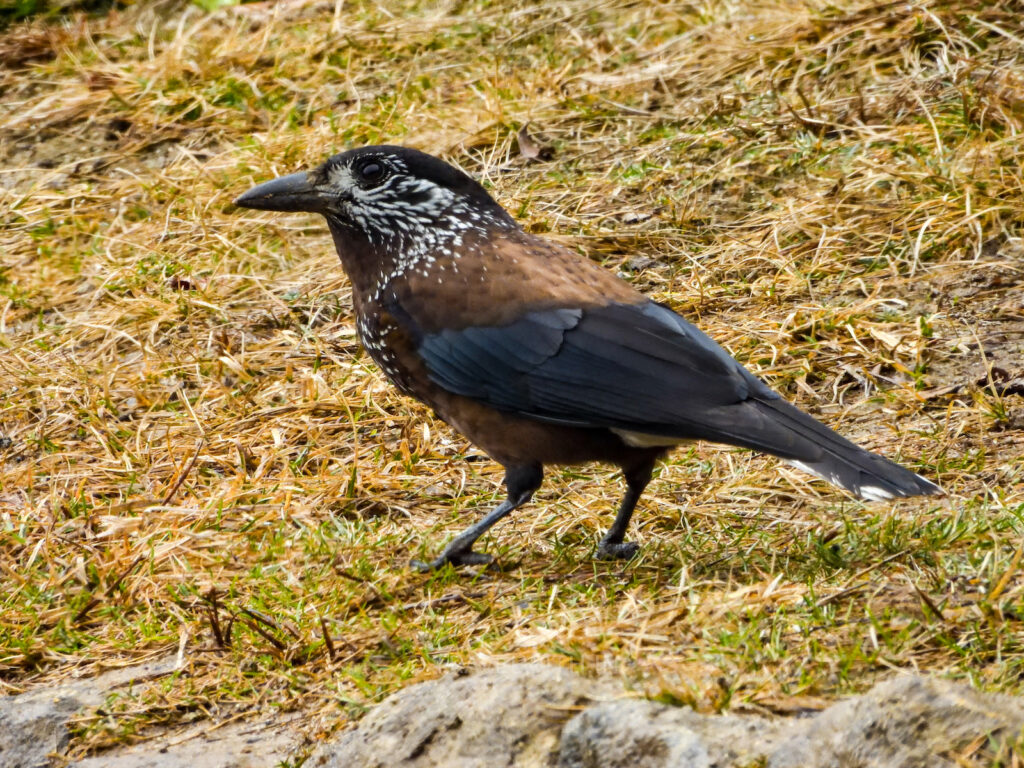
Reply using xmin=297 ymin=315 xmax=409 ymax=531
xmin=417 ymin=300 xmax=940 ymax=500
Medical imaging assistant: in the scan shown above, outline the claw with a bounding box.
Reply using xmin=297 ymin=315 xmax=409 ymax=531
xmin=412 ymin=549 xmax=494 ymax=571
xmin=596 ymin=540 xmax=640 ymax=561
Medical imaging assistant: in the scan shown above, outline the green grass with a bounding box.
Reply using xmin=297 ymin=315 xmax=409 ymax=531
xmin=1 ymin=0 xmax=1024 ymax=762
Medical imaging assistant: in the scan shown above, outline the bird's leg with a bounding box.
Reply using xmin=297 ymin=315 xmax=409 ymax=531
xmin=596 ymin=458 xmax=657 ymax=560
xmin=413 ymin=463 xmax=543 ymax=571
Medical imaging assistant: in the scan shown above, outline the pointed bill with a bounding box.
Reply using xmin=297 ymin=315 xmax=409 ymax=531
xmin=234 ymin=171 xmax=325 ymax=213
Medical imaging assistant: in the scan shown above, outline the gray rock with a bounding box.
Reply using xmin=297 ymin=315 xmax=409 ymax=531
xmin=69 ymin=714 xmax=301 ymax=768
xmin=308 ymin=664 xmax=618 ymax=768
xmin=0 ymin=684 xmax=93 ymax=768
xmin=769 ymin=674 xmax=1024 ymax=768
xmin=8 ymin=660 xmax=1024 ymax=768
xmin=0 ymin=656 xmax=177 ymax=768
xmin=559 ymin=699 xmax=786 ymax=768
xmin=560 ymin=673 xmax=1024 ymax=768
xmin=314 ymin=664 xmax=1024 ymax=768
xmin=0 ymin=655 xmax=302 ymax=768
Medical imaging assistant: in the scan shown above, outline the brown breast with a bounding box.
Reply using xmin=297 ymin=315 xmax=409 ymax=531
xmin=389 ymin=226 xmax=644 ymax=331
xmin=350 ymin=224 xmax=648 ymax=460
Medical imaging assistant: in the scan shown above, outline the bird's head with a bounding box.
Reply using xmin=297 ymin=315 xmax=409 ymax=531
xmin=235 ymin=145 xmax=516 ymax=253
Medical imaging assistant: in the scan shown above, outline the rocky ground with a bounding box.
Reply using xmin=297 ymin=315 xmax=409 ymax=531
xmin=4 ymin=661 xmax=1022 ymax=767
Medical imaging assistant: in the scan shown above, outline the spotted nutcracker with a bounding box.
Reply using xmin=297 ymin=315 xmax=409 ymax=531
xmin=234 ymin=146 xmax=941 ymax=570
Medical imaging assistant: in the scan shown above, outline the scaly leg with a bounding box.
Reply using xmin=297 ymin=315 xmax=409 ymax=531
xmin=413 ymin=463 xmax=543 ymax=570
xmin=596 ymin=457 xmax=656 ymax=560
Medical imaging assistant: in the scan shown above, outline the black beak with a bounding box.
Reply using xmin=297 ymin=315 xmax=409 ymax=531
xmin=234 ymin=171 xmax=325 ymax=213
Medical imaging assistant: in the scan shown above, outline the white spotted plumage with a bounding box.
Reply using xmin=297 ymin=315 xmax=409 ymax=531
xmin=322 ymin=155 xmax=512 ymax=302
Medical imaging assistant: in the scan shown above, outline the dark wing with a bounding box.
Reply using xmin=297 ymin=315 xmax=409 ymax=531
xmin=415 ymin=300 xmax=942 ymax=499
xmin=417 ymin=301 xmax=806 ymax=457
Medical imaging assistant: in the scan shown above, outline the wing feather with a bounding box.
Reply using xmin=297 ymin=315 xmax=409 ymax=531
xmin=417 ymin=301 xmax=803 ymax=452
xmin=414 ymin=299 xmax=940 ymax=499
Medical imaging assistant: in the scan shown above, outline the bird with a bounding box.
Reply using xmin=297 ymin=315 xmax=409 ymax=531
xmin=234 ymin=145 xmax=942 ymax=570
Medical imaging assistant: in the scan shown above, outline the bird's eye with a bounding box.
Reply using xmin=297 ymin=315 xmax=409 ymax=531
xmin=357 ymin=161 xmax=386 ymax=185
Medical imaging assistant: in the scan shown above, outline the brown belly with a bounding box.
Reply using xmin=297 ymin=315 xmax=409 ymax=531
xmin=431 ymin=390 xmax=658 ymax=468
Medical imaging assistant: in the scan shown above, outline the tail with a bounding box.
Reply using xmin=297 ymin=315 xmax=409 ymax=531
xmin=740 ymin=396 xmax=942 ymax=501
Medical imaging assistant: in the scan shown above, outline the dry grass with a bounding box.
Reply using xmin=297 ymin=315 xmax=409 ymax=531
xmin=1 ymin=0 xmax=1024 ymax=760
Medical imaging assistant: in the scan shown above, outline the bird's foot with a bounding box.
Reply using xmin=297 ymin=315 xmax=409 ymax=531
xmin=596 ymin=539 xmax=639 ymax=561
xmin=411 ymin=548 xmax=494 ymax=572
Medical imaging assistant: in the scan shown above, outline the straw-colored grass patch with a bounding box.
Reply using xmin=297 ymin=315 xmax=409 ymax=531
xmin=1 ymin=0 xmax=1023 ymax=759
